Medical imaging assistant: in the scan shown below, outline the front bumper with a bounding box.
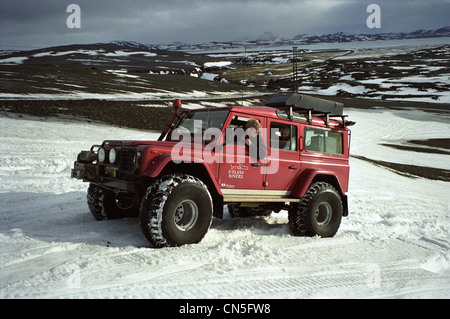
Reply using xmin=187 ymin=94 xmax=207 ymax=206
xmin=71 ymin=162 xmax=137 ymax=192
xmin=71 ymin=144 xmax=140 ymax=193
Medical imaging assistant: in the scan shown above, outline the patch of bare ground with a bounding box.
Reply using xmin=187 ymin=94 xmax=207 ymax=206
xmin=351 ymin=154 xmax=450 ymax=182
xmin=381 ymin=140 xmax=450 ymax=155
xmin=0 ymin=99 xmax=173 ymax=131
xmin=409 ymin=138 xmax=450 ymax=150
xmin=0 ymin=96 xmax=270 ymax=131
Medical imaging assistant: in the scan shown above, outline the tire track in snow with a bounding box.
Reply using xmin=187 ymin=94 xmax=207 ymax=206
xmin=159 ymin=264 xmax=447 ymax=298
xmin=48 ymin=262 xmax=447 ymax=298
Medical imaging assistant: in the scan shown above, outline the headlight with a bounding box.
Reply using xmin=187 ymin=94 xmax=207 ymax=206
xmin=109 ymin=148 xmax=117 ymax=164
xmin=98 ymin=148 xmax=106 ymax=163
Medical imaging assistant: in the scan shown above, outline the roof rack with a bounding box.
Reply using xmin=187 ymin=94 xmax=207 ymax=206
xmin=266 ymin=93 xmax=354 ymax=127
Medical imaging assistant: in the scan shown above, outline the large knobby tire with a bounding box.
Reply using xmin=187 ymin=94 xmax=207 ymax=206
xmin=87 ymin=184 xmax=138 ymax=220
xmin=140 ymin=174 xmax=213 ymax=248
xmin=288 ymin=182 xmax=343 ymax=237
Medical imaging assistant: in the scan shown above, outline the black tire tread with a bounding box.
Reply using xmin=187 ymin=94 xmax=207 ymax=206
xmin=288 ymin=182 xmax=342 ymax=237
xmin=140 ymin=174 xmax=212 ymax=248
xmin=87 ymin=184 xmax=107 ymax=220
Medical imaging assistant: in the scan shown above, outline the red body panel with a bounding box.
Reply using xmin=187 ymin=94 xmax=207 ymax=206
xmin=131 ymin=106 xmax=350 ymax=198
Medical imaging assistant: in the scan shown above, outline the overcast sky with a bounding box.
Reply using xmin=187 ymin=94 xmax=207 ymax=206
xmin=0 ymin=0 xmax=449 ymax=50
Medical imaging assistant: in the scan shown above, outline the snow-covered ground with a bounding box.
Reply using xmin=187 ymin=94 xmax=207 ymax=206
xmin=0 ymin=107 xmax=449 ymax=299
xmin=0 ymin=90 xmax=265 ymax=101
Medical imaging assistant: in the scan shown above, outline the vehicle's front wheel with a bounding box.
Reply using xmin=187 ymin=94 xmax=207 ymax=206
xmin=288 ymin=182 xmax=343 ymax=237
xmin=87 ymin=184 xmax=138 ymax=220
xmin=140 ymin=174 xmax=213 ymax=248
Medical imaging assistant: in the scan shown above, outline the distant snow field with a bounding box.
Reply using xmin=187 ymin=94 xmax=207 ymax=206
xmin=0 ymin=49 xmax=158 ymax=64
xmin=1 ymin=40 xmax=448 ymax=105
xmin=0 ymin=106 xmax=449 ymax=298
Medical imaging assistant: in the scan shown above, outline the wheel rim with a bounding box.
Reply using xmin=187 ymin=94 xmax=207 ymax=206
xmin=315 ymin=202 xmax=332 ymax=225
xmin=174 ymin=200 xmax=199 ymax=231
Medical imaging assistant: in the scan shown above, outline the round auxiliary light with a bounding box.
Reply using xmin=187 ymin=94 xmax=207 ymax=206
xmin=109 ymin=148 xmax=117 ymax=164
xmin=98 ymin=148 xmax=106 ymax=163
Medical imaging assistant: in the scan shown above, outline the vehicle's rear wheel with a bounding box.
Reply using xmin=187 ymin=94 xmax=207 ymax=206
xmin=87 ymin=184 xmax=138 ymax=220
xmin=140 ymin=174 xmax=213 ymax=248
xmin=288 ymin=182 xmax=343 ymax=237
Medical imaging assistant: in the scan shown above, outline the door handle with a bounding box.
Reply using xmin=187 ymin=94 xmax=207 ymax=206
xmin=251 ymin=163 xmax=262 ymax=167
xmin=288 ymin=165 xmax=298 ymax=169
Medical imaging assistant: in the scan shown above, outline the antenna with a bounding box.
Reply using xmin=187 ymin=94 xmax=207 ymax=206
xmin=241 ymin=46 xmax=247 ymax=106
xmin=292 ymin=46 xmax=298 ymax=93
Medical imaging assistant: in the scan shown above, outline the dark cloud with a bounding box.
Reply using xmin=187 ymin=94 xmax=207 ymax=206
xmin=1 ymin=0 xmax=449 ymax=49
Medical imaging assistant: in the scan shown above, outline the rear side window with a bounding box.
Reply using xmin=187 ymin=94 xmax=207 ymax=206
xmin=270 ymin=122 xmax=297 ymax=151
xmin=305 ymin=127 xmax=343 ymax=155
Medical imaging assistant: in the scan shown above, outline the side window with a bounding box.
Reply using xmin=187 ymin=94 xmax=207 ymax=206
xmin=225 ymin=115 xmax=252 ymax=145
xmin=225 ymin=115 xmax=264 ymax=145
xmin=305 ymin=127 xmax=343 ymax=155
xmin=270 ymin=122 xmax=297 ymax=151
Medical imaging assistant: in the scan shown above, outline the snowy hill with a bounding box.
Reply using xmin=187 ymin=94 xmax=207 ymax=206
xmin=154 ymin=26 xmax=450 ymax=52
xmin=256 ymin=31 xmax=280 ymax=42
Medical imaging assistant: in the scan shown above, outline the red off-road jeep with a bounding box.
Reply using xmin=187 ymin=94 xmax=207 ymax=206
xmin=72 ymin=93 xmax=354 ymax=247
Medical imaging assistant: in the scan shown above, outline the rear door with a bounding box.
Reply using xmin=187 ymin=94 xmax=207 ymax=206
xmin=264 ymin=119 xmax=301 ymax=191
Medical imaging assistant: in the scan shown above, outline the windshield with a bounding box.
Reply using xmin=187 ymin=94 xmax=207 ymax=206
xmin=172 ymin=109 xmax=229 ymax=136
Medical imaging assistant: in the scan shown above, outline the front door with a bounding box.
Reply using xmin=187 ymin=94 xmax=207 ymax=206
xmin=217 ymin=113 xmax=266 ymax=190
